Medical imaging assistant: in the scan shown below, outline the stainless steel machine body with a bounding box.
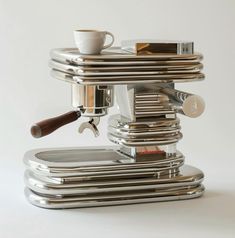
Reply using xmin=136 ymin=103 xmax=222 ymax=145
xmin=25 ymin=43 xmax=205 ymax=209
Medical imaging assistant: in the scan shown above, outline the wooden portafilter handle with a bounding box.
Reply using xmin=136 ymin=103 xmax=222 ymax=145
xmin=31 ymin=111 xmax=81 ymax=138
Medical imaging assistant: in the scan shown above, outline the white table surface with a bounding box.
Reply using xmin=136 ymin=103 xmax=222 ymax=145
xmin=1 ymin=158 xmax=235 ymax=238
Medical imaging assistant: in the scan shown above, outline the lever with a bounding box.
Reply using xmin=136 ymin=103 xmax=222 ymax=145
xmin=31 ymin=111 xmax=81 ymax=138
xmin=161 ymin=88 xmax=205 ymax=118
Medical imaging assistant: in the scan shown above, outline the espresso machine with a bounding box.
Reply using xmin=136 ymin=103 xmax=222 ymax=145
xmin=24 ymin=42 xmax=205 ymax=209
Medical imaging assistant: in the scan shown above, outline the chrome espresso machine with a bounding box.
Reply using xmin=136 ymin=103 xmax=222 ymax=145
xmin=24 ymin=41 xmax=205 ymax=209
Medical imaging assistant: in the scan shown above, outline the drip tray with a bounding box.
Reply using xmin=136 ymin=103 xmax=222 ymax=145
xmin=23 ymin=146 xmax=204 ymax=209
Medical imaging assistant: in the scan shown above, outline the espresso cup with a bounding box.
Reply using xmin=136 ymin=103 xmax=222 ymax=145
xmin=74 ymin=29 xmax=114 ymax=54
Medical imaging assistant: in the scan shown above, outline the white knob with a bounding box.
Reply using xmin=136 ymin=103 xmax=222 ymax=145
xmin=182 ymin=95 xmax=205 ymax=118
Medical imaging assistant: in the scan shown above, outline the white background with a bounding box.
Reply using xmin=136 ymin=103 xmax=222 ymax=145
xmin=0 ymin=0 xmax=235 ymax=237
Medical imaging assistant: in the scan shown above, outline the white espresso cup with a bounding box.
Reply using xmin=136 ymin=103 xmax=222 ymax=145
xmin=74 ymin=29 xmax=114 ymax=54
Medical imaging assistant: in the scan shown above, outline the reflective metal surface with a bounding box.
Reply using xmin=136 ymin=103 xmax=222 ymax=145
xmin=121 ymin=40 xmax=194 ymax=55
xmin=51 ymin=69 xmax=204 ymax=86
xmin=72 ymin=84 xmax=114 ymax=117
xmin=25 ymin=183 xmax=204 ymax=209
xmin=49 ymin=60 xmax=203 ymax=76
xmin=24 ymin=146 xmax=204 ymax=209
xmin=24 ymin=147 xmax=184 ymax=178
xmin=24 ymin=42 xmax=205 ymax=209
xmin=50 ymin=47 xmax=204 ymax=85
xmin=78 ymin=117 xmax=100 ymax=137
xmin=50 ymin=47 xmax=203 ymax=65
xmin=108 ymin=114 xmax=182 ymax=147
xmin=24 ymin=165 xmax=203 ymax=196
xmin=50 ymin=59 xmax=203 ymax=72
xmin=161 ymin=87 xmax=205 ymax=118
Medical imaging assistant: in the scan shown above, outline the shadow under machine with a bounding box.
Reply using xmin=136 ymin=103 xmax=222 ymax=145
xmin=24 ymin=42 xmax=206 ymax=209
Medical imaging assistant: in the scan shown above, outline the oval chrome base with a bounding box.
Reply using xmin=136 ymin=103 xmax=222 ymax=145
xmin=23 ymin=146 xmax=204 ymax=209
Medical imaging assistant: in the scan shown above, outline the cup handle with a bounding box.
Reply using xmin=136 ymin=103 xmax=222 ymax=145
xmin=102 ymin=31 xmax=114 ymax=49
